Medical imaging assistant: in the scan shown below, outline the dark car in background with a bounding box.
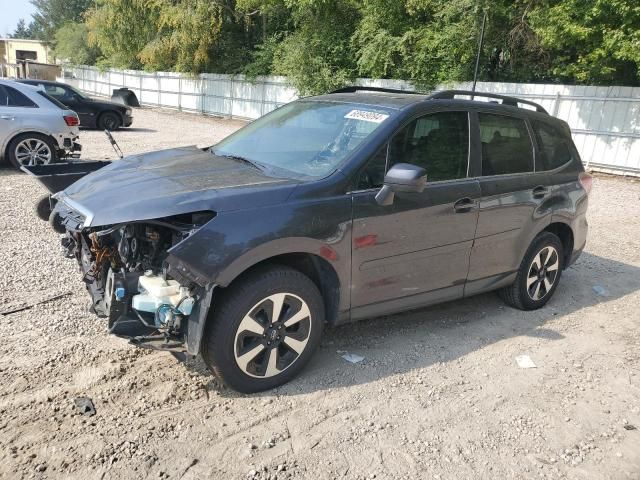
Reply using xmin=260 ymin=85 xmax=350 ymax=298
xmin=52 ymin=88 xmax=590 ymax=393
xmin=18 ymin=79 xmax=133 ymax=130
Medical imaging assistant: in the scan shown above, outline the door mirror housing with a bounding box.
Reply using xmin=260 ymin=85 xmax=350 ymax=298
xmin=375 ymin=163 xmax=427 ymax=206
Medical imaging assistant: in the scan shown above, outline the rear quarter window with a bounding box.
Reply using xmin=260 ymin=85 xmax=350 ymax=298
xmin=532 ymin=120 xmax=577 ymax=171
xmin=36 ymin=91 xmax=67 ymax=109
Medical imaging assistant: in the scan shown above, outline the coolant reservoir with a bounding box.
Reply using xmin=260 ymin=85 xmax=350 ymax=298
xmin=132 ymin=274 xmax=194 ymax=316
xmin=139 ymin=275 xmax=180 ymax=297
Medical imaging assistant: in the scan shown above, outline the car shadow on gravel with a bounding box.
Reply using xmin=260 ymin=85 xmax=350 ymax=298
xmin=192 ymin=251 xmax=640 ymax=397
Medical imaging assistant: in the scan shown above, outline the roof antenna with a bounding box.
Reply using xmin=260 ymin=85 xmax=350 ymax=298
xmin=471 ymin=10 xmax=487 ymax=100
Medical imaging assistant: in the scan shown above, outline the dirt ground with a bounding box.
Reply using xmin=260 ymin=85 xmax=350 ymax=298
xmin=0 ymin=108 xmax=639 ymax=480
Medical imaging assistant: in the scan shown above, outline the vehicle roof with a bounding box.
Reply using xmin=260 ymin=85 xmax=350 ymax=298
xmin=307 ymin=91 xmax=431 ymax=109
xmin=0 ymin=78 xmax=39 ymax=92
xmin=18 ymin=79 xmax=60 ymax=85
xmin=306 ymin=88 xmax=555 ymax=122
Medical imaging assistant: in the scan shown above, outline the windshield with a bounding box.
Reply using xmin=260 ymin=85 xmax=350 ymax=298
xmin=212 ymin=101 xmax=393 ymax=178
xmin=67 ymin=85 xmax=89 ymax=99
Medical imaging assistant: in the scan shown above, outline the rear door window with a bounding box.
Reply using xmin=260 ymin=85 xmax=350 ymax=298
xmin=0 ymin=85 xmax=8 ymax=106
xmin=1 ymin=85 xmax=37 ymax=107
xmin=532 ymin=120 xmax=575 ymax=170
xmin=479 ymin=113 xmax=533 ymax=175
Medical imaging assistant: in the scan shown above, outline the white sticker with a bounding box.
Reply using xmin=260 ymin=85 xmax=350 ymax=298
xmin=344 ymin=109 xmax=389 ymax=124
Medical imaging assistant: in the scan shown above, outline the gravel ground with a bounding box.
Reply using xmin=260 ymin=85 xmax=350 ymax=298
xmin=1 ymin=107 xmax=639 ymax=480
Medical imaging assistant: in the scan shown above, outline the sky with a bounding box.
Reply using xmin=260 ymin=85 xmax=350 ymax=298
xmin=0 ymin=0 xmax=37 ymax=38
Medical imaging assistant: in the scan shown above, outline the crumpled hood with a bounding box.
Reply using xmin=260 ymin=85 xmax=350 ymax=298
xmin=59 ymin=146 xmax=296 ymax=227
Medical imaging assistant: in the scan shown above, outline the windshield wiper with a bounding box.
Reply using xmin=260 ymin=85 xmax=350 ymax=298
xmin=211 ymin=150 xmax=267 ymax=172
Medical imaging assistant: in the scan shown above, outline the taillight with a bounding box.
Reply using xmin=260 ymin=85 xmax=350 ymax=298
xmin=63 ymin=114 xmax=79 ymax=127
xmin=579 ymin=172 xmax=593 ymax=195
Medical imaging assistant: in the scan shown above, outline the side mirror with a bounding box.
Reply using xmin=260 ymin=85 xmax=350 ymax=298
xmin=375 ymin=163 xmax=427 ymax=206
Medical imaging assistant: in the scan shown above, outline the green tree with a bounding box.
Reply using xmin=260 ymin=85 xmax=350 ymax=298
xmin=54 ymin=22 xmax=99 ymax=65
xmin=86 ymin=0 xmax=161 ymax=69
xmin=30 ymin=0 xmax=94 ymax=42
xmin=263 ymin=0 xmax=360 ymax=95
xmin=528 ymin=0 xmax=640 ymax=85
xmin=10 ymin=19 xmax=38 ymax=39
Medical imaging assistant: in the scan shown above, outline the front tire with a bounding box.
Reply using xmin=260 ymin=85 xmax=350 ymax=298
xmin=499 ymin=232 xmax=564 ymax=310
xmin=202 ymin=266 xmax=324 ymax=393
xmin=35 ymin=195 xmax=52 ymax=221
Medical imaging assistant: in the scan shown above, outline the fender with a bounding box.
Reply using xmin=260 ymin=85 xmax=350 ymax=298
xmin=166 ymin=196 xmax=353 ymax=309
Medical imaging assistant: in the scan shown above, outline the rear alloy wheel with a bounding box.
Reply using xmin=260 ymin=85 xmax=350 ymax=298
xmin=499 ymin=232 xmax=564 ymax=310
xmin=526 ymin=246 xmax=560 ymax=301
xmin=7 ymin=133 xmax=57 ymax=168
xmin=202 ymin=266 xmax=324 ymax=393
xmin=98 ymin=112 xmax=122 ymax=131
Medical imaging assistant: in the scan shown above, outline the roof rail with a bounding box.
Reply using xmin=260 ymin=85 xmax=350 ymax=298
xmin=329 ymin=86 xmax=425 ymax=95
xmin=329 ymin=86 xmax=549 ymax=114
xmin=428 ymin=90 xmax=548 ymax=114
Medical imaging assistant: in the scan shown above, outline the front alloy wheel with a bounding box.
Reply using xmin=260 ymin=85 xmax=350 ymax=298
xmin=234 ymin=293 xmax=312 ymax=378
xmin=202 ymin=266 xmax=324 ymax=393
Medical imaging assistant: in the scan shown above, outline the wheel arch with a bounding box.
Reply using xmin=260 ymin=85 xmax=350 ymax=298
xmin=219 ymin=252 xmax=342 ymax=326
xmin=542 ymin=222 xmax=574 ymax=269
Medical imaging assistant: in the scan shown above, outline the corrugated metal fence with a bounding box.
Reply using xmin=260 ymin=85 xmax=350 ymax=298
xmin=60 ymin=66 xmax=640 ymax=176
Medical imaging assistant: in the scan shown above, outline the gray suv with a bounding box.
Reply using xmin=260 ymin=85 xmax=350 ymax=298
xmin=53 ymin=88 xmax=590 ymax=392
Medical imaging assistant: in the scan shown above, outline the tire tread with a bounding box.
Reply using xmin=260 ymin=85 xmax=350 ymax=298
xmin=201 ymin=265 xmax=323 ymax=393
xmin=499 ymin=232 xmax=564 ymax=311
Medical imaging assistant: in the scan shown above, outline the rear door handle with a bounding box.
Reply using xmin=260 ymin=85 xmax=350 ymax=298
xmin=0 ymin=115 xmax=15 ymax=121
xmin=454 ymin=197 xmax=476 ymax=213
xmin=532 ymin=186 xmax=549 ymax=199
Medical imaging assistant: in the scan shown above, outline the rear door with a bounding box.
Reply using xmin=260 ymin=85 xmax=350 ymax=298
xmin=350 ymin=109 xmax=481 ymax=318
xmin=0 ymin=84 xmax=39 ymax=146
xmin=0 ymin=85 xmax=15 ymax=142
xmin=465 ymin=110 xmax=552 ymax=294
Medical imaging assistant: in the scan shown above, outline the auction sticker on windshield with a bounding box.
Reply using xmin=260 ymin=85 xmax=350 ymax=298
xmin=344 ymin=109 xmax=390 ymax=124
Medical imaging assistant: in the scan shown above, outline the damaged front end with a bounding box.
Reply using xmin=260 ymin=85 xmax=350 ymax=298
xmin=57 ymin=198 xmax=215 ymax=354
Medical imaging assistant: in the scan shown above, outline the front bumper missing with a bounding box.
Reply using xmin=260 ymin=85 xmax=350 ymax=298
xmin=61 ymin=232 xmax=215 ymax=355
xmin=107 ymin=284 xmax=213 ymax=354
xmin=107 ymin=283 xmax=214 ymax=354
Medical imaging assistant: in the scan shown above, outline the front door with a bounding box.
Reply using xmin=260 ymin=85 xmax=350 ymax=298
xmin=350 ymin=110 xmax=481 ymax=319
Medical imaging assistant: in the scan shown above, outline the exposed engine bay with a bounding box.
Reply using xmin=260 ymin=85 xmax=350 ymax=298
xmin=60 ymin=211 xmax=215 ymax=349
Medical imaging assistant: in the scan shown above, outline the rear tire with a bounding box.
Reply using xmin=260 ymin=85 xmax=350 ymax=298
xmin=7 ymin=133 xmax=58 ymax=169
xmin=202 ymin=266 xmax=324 ymax=393
xmin=499 ymin=232 xmax=564 ymax=310
xmin=98 ymin=111 xmax=122 ymax=131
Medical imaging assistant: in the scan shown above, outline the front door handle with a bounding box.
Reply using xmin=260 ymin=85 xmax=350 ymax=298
xmin=532 ymin=185 xmax=549 ymax=199
xmin=454 ymin=197 xmax=476 ymax=213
